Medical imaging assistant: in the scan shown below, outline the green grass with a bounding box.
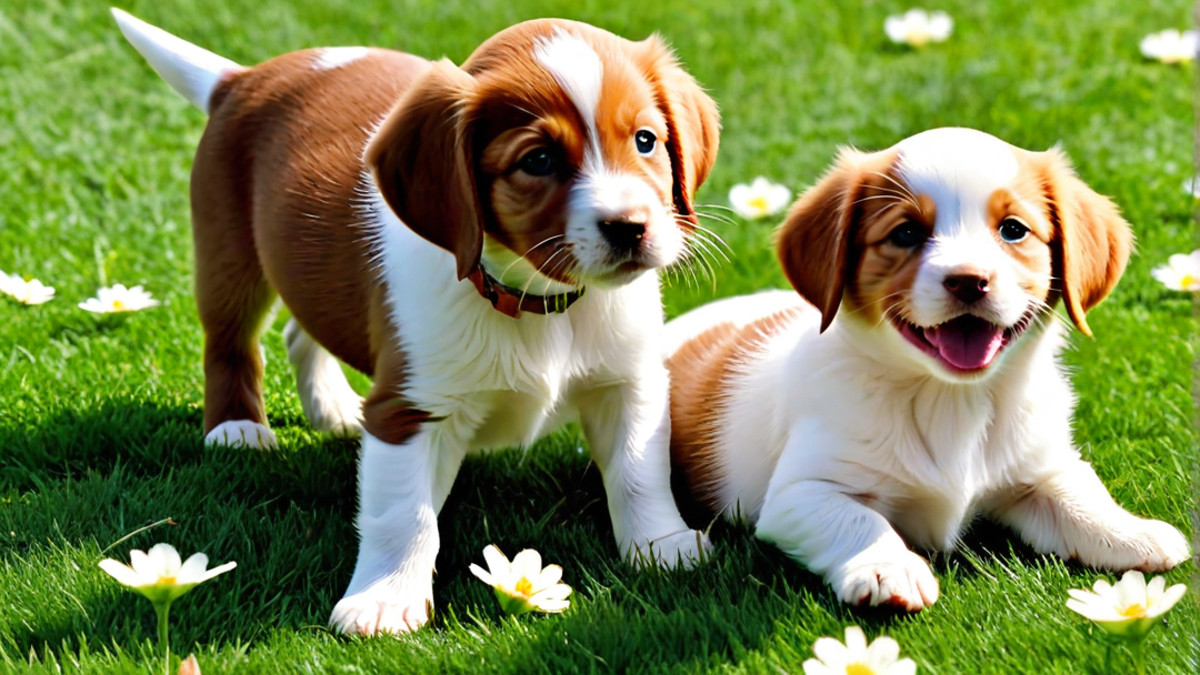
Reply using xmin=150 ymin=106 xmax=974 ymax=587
xmin=0 ymin=0 xmax=1196 ymax=672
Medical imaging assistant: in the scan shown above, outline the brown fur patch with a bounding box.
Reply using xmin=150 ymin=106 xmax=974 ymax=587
xmin=193 ymin=49 xmax=429 ymax=435
xmin=669 ymin=307 xmax=803 ymax=522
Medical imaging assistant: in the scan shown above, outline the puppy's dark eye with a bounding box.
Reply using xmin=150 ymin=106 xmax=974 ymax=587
xmin=518 ymin=148 xmax=558 ymax=177
xmin=887 ymin=221 xmax=928 ymax=248
xmin=634 ymin=129 xmax=657 ymax=156
xmin=999 ymin=217 xmax=1030 ymax=243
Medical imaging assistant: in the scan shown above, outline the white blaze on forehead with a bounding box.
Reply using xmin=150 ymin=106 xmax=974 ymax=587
xmin=895 ymin=128 xmax=1019 ymax=237
xmin=313 ymin=47 xmax=369 ymax=70
xmin=534 ymin=30 xmax=605 ymax=170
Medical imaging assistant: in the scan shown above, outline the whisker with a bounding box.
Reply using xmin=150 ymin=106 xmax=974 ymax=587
xmin=869 ymin=171 xmax=919 ymax=205
xmin=498 ymin=234 xmax=566 ymax=283
xmin=518 ymin=247 xmax=571 ymax=306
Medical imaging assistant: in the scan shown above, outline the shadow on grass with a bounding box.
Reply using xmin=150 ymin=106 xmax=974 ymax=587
xmin=0 ymin=397 xmax=1103 ymax=673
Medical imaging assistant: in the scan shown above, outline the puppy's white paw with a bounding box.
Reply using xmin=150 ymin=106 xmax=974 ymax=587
xmin=285 ymin=318 xmax=364 ymax=437
xmin=205 ymin=420 xmax=277 ymax=449
xmin=832 ymin=547 xmax=939 ymax=612
xmin=329 ymin=580 xmax=434 ymax=636
xmin=1086 ymin=519 xmax=1192 ymax=573
xmin=306 ymin=395 xmax=364 ymax=437
xmin=627 ymin=529 xmax=712 ymax=570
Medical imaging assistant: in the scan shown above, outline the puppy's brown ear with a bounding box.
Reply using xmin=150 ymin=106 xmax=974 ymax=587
xmin=776 ymin=150 xmax=872 ymax=332
xmin=639 ymin=35 xmax=720 ymax=225
xmin=1038 ymin=149 xmax=1134 ymax=336
xmin=366 ymin=60 xmax=483 ymax=281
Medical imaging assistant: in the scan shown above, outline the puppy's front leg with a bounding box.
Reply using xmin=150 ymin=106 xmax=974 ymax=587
xmin=987 ymin=459 xmax=1191 ymax=572
xmin=756 ymin=423 xmax=939 ymax=611
xmin=329 ymin=428 xmax=465 ymax=635
xmin=577 ymin=369 xmax=711 ymax=569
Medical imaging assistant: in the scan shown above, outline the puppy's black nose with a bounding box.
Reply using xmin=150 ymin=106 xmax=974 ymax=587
xmin=943 ymin=273 xmax=990 ymax=304
xmin=599 ymin=219 xmax=646 ymax=253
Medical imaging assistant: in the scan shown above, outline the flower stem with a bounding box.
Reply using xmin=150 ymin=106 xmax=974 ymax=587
xmin=154 ymin=601 xmax=171 ymax=675
xmin=1131 ymin=639 xmax=1146 ymax=675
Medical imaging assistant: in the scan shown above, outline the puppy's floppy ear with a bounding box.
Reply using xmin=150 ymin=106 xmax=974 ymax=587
xmin=639 ymin=35 xmax=720 ymax=226
xmin=366 ymin=59 xmax=483 ymax=281
xmin=1037 ymin=149 xmax=1134 ymax=336
xmin=776 ymin=149 xmax=873 ymax=333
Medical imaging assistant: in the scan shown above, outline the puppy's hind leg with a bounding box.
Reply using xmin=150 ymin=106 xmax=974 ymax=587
xmin=284 ymin=318 xmax=363 ymax=436
xmin=192 ymin=162 xmax=278 ymax=449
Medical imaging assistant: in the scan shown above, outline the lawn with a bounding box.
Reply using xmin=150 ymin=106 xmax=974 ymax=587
xmin=0 ymin=0 xmax=1196 ymax=672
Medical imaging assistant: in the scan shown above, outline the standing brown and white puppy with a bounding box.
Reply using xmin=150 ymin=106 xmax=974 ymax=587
xmin=666 ymin=128 xmax=1190 ymax=611
xmin=113 ymin=9 xmax=719 ymax=634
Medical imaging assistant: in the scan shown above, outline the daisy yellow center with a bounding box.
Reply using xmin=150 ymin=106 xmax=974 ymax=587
xmin=112 ymin=299 xmax=126 ymax=310
xmin=845 ymin=663 xmax=877 ymax=675
xmin=908 ymin=31 xmax=931 ymax=46
xmin=159 ymin=576 xmax=176 ymax=585
xmin=514 ymin=577 xmax=534 ymax=598
xmin=748 ymin=196 xmax=769 ymax=212
xmin=1120 ymin=603 xmax=1147 ymax=619
xmin=1180 ymin=273 xmax=1195 ymax=288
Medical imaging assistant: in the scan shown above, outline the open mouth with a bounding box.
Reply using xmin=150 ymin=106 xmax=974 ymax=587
xmin=891 ymin=312 xmax=1034 ymax=374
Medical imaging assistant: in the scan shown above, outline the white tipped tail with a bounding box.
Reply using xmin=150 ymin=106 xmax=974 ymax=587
xmin=111 ymin=8 xmax=240 ymax=114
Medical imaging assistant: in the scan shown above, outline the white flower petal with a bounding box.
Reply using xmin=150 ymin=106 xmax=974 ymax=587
xmin=1091 ymin=578 xmax=1115 ymax=599
xmin=197 ymin=560 xmax=236 ymax=583
xmin=1146 ymin=575 xmax=1166 ymax=605
xmin=179 ymin=552 xmax=210 ymax=584
xmin=865 ymin=634 xmax=901 ymax=667
xmin=1147 ymin=583 xmax=1187 ymax=618
xmin=929 ymin=12 xmax=953 ymax=40
xmin=533 ymin=598 xmax=570 ymax=613
xmin=843 ymin=626 xmax=869 ymax=657
xmin=469 ymin=563 xmax=497 ymax=587
xmin=885 ymin=17 xmax=908 ymax=43
xmin=482 ymin=545 xmax=511 ymax=578
xmin=768 ymin=184 xmax=793 ymax=212
xmin=529 ymin=583 xmax=572 ymax=604
xmin=811 ymin=636 xmax=851 ymax=668
xmin=149 ymin=543 xmax=183 ymax=577
xmin=888 ymin=657 xmax=918 ymax=675
xmin=99 ymin=559 xmax=143 ymax=588
xmin=128 ymin=549 xmax=152 ymax=578
xmin=532 ymin=564 xmax=563 ymax=591
xmin=1116 ymin=570 xmax=1147 ymax=607
xmin=511 ymin=549 xmax=543 ymax=581
xmin=1067 ymin=597 xmax=1122 ymax=623
xmin=1166 ymin=253 xmax=1195 ymax=271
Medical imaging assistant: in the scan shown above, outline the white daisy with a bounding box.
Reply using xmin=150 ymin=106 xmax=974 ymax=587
xmin=0 ymin=271 xmax=55 ymax=305
xmin=803 ymin=626 xmax=917 ymax=675
xmin=1139 ymin=29 xmax=1197 ymax=64
xmin=1150 ymin=250 xmax=1200 ymax=291
xmin=469 ymin=545 xmax=572 ymax=615
xmin=1067 ymin=570 xmax=1187 ymax=640
xmin=884 ymin=9 xmax=953 ymax=48
xmin=729 ymin=177 xmax=792 ymax=219
xmin=79 ymin=283 xmax=160 ymax=313
xmin=99 ymin=542 xmax=236 ymax=605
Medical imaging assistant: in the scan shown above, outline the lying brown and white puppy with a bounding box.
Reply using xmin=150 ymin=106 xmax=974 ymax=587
xmin=666 ymin=128 xmax=1190 ymax=611
xmin=113 ymin=9 xmax=719 ymax=634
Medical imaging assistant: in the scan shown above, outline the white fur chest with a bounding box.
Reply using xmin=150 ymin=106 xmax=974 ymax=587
xmin=727 ymin=313 xmax=1074 ymax=551
xmin=368 ymin=188 xmax=664 ymax=451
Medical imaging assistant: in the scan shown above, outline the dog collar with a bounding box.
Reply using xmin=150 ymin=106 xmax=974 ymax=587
xmin=467 ymin=265 xmax=585 ymax=318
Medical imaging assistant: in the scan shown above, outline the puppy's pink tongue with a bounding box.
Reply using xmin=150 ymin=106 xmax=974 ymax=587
xmin=924 ymin=315 xmax=1005 ymax=370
